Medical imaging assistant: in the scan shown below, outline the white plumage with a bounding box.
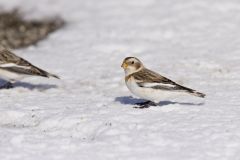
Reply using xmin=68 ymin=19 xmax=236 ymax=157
xmin=0 ymin=68 xmax=27 ymax=82
xmin=126 ymin=76 xmax=183 ymax=103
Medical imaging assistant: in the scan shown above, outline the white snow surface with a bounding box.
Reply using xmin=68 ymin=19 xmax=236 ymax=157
xmin=0 ymin=0 xmax=240 ymax=159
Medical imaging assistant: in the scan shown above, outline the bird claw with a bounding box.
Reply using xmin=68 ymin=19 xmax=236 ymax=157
xmin=0 ymin=82 xmax=13 ymax=89
xmin=134 ymin=101 xmax=157 ymax=109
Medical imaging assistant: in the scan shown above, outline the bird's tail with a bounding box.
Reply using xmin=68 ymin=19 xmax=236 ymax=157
xmin=178 ymin=85 xmax=206 ymax=98
xmin=188 ymin=90 xmax=206 ymax=98
xmin=47 ymin=73 xmax=60 ymax=79
xmin=29 ymin=63 xmax=60 ymax=79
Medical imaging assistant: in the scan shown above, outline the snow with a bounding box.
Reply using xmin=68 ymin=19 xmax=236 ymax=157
xmin=0 ymin=0 xmax=240 ymax=159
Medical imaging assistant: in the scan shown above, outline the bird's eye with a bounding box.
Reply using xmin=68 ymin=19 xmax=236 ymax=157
xmin=131 ymin=61 xmax=134 ymax=64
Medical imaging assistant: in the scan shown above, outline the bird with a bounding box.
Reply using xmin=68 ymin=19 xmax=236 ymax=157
xmin=121 ymin=57 xmax=205 ymax=107
xmin=0 ymin=48 xmax=59 ymax=89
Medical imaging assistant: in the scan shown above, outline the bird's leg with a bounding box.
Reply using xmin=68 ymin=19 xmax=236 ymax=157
xmin=136 ymin=101 xmax=152 ymax=106
xmin=134 ymin=101 xmax=157 ymax=109
xmin=0 ymin=82 xmax=14 ymax=89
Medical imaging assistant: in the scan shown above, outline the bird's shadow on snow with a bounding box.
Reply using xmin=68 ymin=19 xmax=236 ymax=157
xmin=115 ymin=96 xmax=204 ymax=108
xmin=115 ymin=96 xmax=146 ymax=105
xmin=14 ymin=82 xmax=58 ymax=91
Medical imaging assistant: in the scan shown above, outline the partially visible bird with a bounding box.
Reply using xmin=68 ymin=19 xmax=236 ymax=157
xmin=0 ymin=48 xmax=59 ymax=89
xmin=121 ymin=57 xmax=205 ymax=107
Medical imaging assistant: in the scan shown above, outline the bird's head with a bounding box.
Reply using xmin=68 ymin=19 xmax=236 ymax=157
xmin=121 ymin=57 xmax=143 ymax=75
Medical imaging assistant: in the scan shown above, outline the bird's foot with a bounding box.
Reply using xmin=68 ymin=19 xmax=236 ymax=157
xmin=134 ymin=101 xmax=157 ymax=109
xmin=0 ymin=82 xmax=14 ymax=89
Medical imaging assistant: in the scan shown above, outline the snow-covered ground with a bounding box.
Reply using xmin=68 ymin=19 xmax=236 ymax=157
xmin=0 ymin=0 xmax=240 ymax=159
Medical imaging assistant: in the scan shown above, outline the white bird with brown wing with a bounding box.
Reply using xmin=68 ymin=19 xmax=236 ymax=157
xmin=0 ymin=48 xmax=59 ymax=89
xmin=121 ymin=57 xmax=205 ymax=107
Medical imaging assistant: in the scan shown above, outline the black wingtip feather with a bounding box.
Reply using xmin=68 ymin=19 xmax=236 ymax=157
xmin=47 ymin=73 xmax=60 ymax=79
xmin=177 ymin=85 xmax=206 ymax=98
xmin=191 ymin=91 xmax=206 ymax=98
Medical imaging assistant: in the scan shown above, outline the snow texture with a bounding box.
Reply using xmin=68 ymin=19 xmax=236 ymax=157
xmin=0 ymin=0 xmax=239 ymax=160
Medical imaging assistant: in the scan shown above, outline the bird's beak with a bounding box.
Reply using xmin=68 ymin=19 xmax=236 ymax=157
xmin=121 ymin=62 xmax=128 ymax=69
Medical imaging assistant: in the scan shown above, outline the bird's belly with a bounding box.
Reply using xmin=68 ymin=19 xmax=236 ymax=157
xmin=0 ymin=68 xmax=25 ymax=82
xmin=126 ymin=80 xmax=177 ymax=102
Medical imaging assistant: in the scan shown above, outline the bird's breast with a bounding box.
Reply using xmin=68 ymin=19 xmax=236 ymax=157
xmin=126 ymin=76 xmax=152 ymax=100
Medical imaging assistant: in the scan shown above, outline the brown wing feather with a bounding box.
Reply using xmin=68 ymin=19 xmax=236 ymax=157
xmin=131 ymin=68 xmax=205 ymax=98
xmin=0 ymin=49 xmax=59 ymax=78
xmin=133 ymin=68 xmax=176 ymax=85
xmin=0 ymin=49 xmax=33 ymax=66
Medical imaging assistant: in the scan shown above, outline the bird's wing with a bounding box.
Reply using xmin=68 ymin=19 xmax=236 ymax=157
xmin=0 ymin=49 xmax=59 ymax=78
xmin=0 ymin=49 xmax=33 ymax=68
xmin=133 ymin=68 xmax=191 ymax=91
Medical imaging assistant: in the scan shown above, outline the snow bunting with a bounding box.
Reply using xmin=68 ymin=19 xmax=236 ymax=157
xmin=0 ymin=48 xmax=59 ymax=89
xmin=121 ymin=57 xmax=205 ymax=106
